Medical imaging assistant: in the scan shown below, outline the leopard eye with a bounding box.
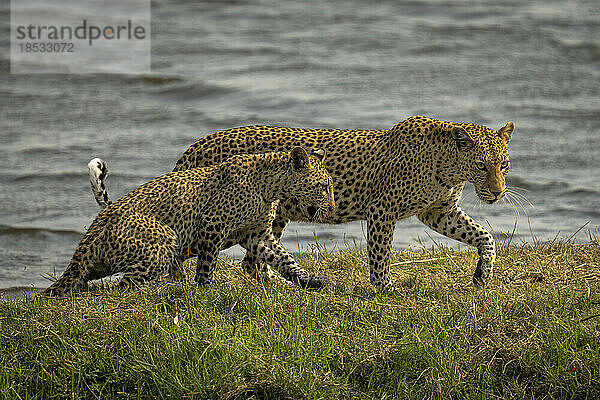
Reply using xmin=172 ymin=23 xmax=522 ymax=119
xmin=475 ymin=161 xmax=487 ymax=171
xmin=500 ymin=161 xmax=510 ymax=170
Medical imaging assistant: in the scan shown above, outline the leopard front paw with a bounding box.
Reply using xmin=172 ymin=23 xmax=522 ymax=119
xmin=473 ymin=258 xmax=493 ymax=287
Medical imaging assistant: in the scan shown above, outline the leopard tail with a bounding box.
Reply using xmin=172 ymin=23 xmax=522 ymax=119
xmin=88 ymin=158 xmax=112 ymax=209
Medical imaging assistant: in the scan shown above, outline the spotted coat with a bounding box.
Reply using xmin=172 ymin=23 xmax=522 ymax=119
xmin=43 ymin=148 xmax=335 ymax=296
xmin=173 ymin=116 xmax=514 ymax=288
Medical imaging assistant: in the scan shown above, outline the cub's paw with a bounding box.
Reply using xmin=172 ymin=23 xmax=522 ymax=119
xmin=297 ymin=274 xmax=328 ymax=290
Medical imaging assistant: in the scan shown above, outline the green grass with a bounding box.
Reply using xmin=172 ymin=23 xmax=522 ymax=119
xmin=1 ymin=239 xmax=600 ymax=399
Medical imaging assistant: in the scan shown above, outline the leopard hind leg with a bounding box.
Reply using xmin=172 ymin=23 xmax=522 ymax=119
xmin=41 ymin=246 xmax=98 ymax=296
xmin=114 ymin=221 xmax=181 ymax=289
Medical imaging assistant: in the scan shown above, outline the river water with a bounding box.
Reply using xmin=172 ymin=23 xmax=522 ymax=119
xmin=1 ymin=0 xmax=598 ymax=291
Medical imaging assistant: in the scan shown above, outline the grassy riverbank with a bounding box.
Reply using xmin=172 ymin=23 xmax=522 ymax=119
xmin=1 ymin=239 xmax=599 ymax=399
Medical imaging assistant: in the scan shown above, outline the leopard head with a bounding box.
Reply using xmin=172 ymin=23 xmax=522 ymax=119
xmin=287 ymin=147 xmax=336 ymax=222
xmin=451 ymin=121 xmax=514 ymax=204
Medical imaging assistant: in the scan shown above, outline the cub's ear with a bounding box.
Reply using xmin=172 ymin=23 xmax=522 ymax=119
xmin=498 ymin=121 xmax=514 ymax=144
xmin=451 ymin=126 xmax=473 ymax=150
xmin=310 ymin=148 xmax=326 ymax=161
xmin=290 ymin=146 xmax=310 ymax=171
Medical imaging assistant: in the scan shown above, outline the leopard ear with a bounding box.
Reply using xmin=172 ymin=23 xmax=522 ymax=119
xmin=290 ymin=146 xmax=310 ymax=171
xmin=451 ymin=126 xmax=473 ymax=150
xmin=498 ymin=121 xmax=514 ymax=144
xmin=310 ymin=148 xmax=326 ymax=161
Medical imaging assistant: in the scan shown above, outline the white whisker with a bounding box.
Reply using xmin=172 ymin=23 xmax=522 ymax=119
xmin=506 ymin=187 xmax=534 ymax=208
xmin=507 ymin=185 xmax=531 ymax=194
xmin=503 ymin=193 xmax=522 ymax=219
xmin=503 ymin=187 xmax=534 ymax=219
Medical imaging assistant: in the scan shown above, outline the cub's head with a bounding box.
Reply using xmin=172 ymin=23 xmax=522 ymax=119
xmin=451 ymin=121 xmax=514 ymax=204
xmin=287 ymin=147 xmax=335 ymax=222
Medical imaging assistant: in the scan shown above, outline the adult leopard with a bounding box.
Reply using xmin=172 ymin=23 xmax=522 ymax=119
xmin=171 ymin=116 xmax=514 ymax=289
xmin=43 ymin=148 xmax=335 ymax=296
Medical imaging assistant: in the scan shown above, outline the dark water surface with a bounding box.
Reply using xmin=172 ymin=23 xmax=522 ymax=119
xmin=1 ymin=0 xmax=599 ymax=290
